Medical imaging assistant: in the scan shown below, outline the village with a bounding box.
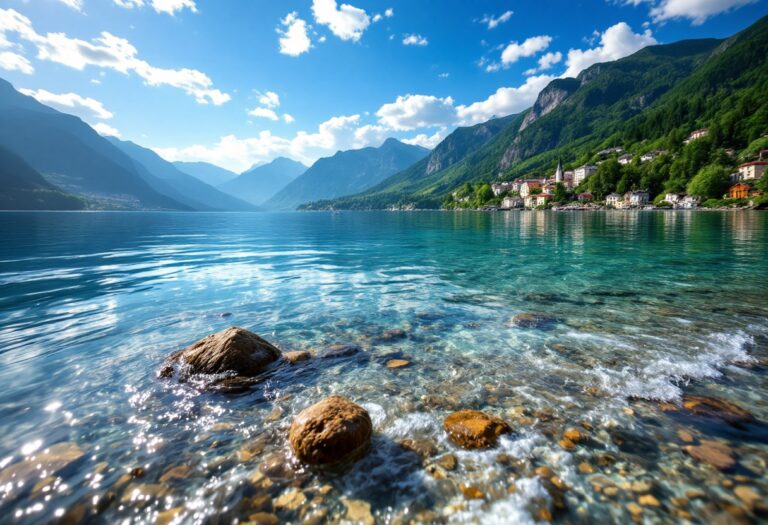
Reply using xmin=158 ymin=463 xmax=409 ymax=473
xmin=449 ymin=128 xmax=768 ymax=211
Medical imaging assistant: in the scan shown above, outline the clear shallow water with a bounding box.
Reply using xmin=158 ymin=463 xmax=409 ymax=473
xmin=0 ymin=210 xmax=766 ymax=524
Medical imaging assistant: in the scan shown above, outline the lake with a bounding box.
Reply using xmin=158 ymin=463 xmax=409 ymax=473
xmin=0 ymin=210 xmax=766 ymax=524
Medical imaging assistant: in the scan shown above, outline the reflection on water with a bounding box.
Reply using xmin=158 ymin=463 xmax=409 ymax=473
xmin=0 ymin=210 xmax=766 ymax=524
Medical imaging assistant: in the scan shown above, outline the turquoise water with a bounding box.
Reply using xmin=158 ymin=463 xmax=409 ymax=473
xmin=0 ymin=211 xmax=766 ymax=524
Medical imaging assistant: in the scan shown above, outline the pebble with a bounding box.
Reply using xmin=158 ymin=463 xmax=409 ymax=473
xmin=386 ymin=359 xmax=411 ymax=369
xmin=160 ymin=465 xmax=191 ymax=483
xmin=677 ymin=429 xmax=694 ymax=443
xmin=436 ymin=454 xmax=457 ymax=471
xmin=247 ymin=513 xmax=280 ymax=525
xmin=578 ymin=462 xmax=594 ymax=474
xmin=563 ymin=428 xmax=587 ymax=443
xmin=274 ymin=489 xmax=306 ymax=512
xmin=626 ymin=502 xmax=643 ymax=516
xmin=559 ymin=438 xmax=576 ymax=450
xmin=460 ymin=484 xmax=485 ymax=500
xmin=343 ymin=498 xmax=375 ymax=525
xmin=639 ymin=494 xmax=661 ymax=507
xmin=734 ymin=486 xmax=761 ymax=509
xmin=685 ymin=440 xmax=736 ymax=470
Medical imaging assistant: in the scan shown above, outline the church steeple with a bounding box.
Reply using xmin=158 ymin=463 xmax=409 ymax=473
xmin=555 ymin=159 xmax=563 ymax=183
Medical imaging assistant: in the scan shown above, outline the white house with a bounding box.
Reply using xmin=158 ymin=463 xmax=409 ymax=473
xmin=680 ymin=195 xmax=698 ymax=209
xmin=524 ymin=195 xmax=537 ymax=209
xmin=627 ymin=191 xmax=649 ymax=207
xmin=738 ymin=161 xmax=768 ymax=181
xmin=491 ymin=182 xmax=515 ymax=196
xmin=536 ymin=194 xmax=554 ymax=207
xmin=574 ymin=165 xmax=598 ymax=186
xmin=605 ymin=193 xmax=622 ymax=208
xmin=664 ymin=193 xmax=681 ymax=205
xmin=684 ymin=128 xmax=708 ymax=144
xmin=641 ymin=150 xmax=668 ymax=163
xmin=501 ymin=196 xmax=523 ymax=209
xmin=520 ymin=181 xmax=542 ymax=197
xmin=618 ymin=154 xmax=633 ymax=165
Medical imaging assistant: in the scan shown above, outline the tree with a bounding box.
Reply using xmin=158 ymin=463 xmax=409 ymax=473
xmin=554 ymin=182 xmax=568 ymax=202
xmin=475 ymin=183 xmax=494 ymax=204
xmin=687 ymin=164 xmax=731 ymax=199
xmin=588 ymin=159 xmax=622 ymax=199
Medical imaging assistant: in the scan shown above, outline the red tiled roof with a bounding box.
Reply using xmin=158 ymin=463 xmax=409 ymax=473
xmin=739 ymin=161 xmax=768 ymax=167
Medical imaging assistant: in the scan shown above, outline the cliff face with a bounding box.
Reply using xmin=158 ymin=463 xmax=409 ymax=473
xmin=518 ymin=78 xmax=580 ymax=133
xmin=425 ymin=121 xmax=498 ymax=175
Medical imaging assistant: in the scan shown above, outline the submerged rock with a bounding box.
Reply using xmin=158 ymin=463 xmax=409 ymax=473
xmin=681 ymin=395 xmax=754 ymax=426
xmin=0 ymin=442 xmax=85 ymax=486
xmin=283 ymin=351 xmax=311 ymax=364
xmin=510 ymin=313 xmax=558 ymax=330
xmin=159 ymin=327 xmax=281 ymax=383
xmin=443 ymin=410 xmax=512 ymax=449
xmin=685 ymin=440 xmax=735 ymax=470
xmin=386 ymin=359 xmax=411 ymax=369
xmin=289 ymin=396 xmax=372 ymax=465
xmin=319 ymin=344 xmax=361 ymax=359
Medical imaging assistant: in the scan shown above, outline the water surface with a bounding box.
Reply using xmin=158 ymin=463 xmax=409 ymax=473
xmin=0 ymin=211 xmax=766 ymax=524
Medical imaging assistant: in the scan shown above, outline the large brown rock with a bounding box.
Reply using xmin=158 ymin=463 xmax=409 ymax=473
xmin=685 ymin=440 xmax=735 ymax=470
xmin=160 ymin=327 xmax=281 ymax=381
xmin=288 ymin=396 xmax=372 ymax=465
xmin=681 ymin=395 xmax=754 ymax=426
xmin=444 ymin=410 xmax=512 ymax=449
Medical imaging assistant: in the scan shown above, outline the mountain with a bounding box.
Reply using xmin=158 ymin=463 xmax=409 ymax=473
xmin=108 ymin=138 xmax=256 ymax=211
xmin=316 ymin=16 xmax=768 ymax=209
xmin=218 ymin=157 xmax=306 ymax=206
xmin=0 ymin=146 xmax=84 ymax=210
xmin=0 ymin=78 xmax=186 ymax=210
xmin=267 ymin=138 xmax=429 ymax=210
xmin=301 ymin=115 xmax=518 ymax=210
xmin=172 ymin=161 xmax=239 ymax=187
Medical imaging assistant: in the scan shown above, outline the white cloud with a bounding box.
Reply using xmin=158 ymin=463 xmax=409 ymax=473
xmin=19 ymin=88 xmax=114 ymax=120
xmin=538 ymin=51 xmax=562 ymax=70
xmin=258 ymin=90 xmax=280 ymax=108
xmin=277 ymin=12 xmax=311 ymax=56
xmin=0 ymin=8 xmax=229 ymax=105
xmin=0 ymin=51 xmax=33 ymax=74
xmin=384 ymin=8 xmax=394 ymax=17
xmin=372 ymin=14 xmax=382 ymax=23
xmin=438 ymin=72 xmax=449 ymax=78
xmin=376 ymin=94 xmax=455 ymax=131
xmin=248 ymin=106 xmax=279 ymax=121
xmin=312 ymin=0 xmax=370 ymax=42
xmin=402 ymin=34 xmax=428 ymax=46
xmin=500 ymin=35 xmax=552 ymax=65
xmin=649 ymin=0 xmax=757 ymax=24
xmin=563 ymin=22 xmax=656 ymax=77
xmin=57 ymin=0 xmax=84 ymax=11
xmin=283 ymin=113 xmax=295 ymax=124
xmin=92 ymin=122 xmax=121 ymax=137
xmin=402 ymin=129 xmax=447 ymax=149
xmin=455 ymin=75 xmax=556 ymax=126
xmin=481 ymin=10 xmax=513 ymax=29
xmin=113 ymin=0 xmax=197 ymax=15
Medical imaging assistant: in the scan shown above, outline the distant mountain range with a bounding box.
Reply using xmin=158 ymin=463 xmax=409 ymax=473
xmin=218 ymin=157 xmax=306 ymax=206
xmin=266 ymin=138 xmax=429 ymax=210
xmin=0 ymin=146 xmax=84 ymax=210
xmin=307 ymin=15 xmax=768 ymax=209
xmin=172 ymin=161 xmax=238 ymax=187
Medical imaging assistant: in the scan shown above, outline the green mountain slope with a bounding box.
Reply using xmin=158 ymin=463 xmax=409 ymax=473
xmin=219 ymin=157 xmax=307 ymax=206
xmin=0 ymin=146 xmax=84 ymax=210
xmin=266 ymin=138 xmax=429 ymax=210
xmin=319 ymin=16 xmax=768 ymax=209
xmin=301 ymin=115 xmax=518 ymax=210
xmin=0 ymin=79 xmax=187 ymax=210
xmin=108 ymin=138 xmax=256 ymax=211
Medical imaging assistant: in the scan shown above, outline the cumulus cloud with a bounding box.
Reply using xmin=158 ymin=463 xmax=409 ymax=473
xmin=248 ymin=106 xmax=279 ymax=121
xmin=649 ymin=0 xmax=757 ymax=24
xmin=480 ymin=10 xmax=513 ymax=29
xmin=376 ymin=94 xmax=455 ymax=131
xmin=92 ymin=122 xmax=121 ymax=137
xmin=500 ymin=35 xmax=552 ymax=65
xmin=456 ymin=75 xmax=556 ymax=125
xmin=524 ymin=51 xmax=562 ymax=75
xmin=402 ymin=129 xmax=447 ymax=149
xmin=312 ymin=0 xmax=370 ymax=42
xmin=113 ymin=0 xmax=197 ymax=15
xmin=562 ymin=22 xmax=656 ymax=78
xmin=0 ymin=51 xmax=33 ymax=74
xmin=402 ymin=34 xmax=428 ymax=46
xmin=0 ymin=8 xmax=229 ymax=105
xmin=277 ymin=12 xmax=311 ymax=56
xmin=258 ymin=91 xmax=280 ymax=108
xmin=57 ymin=0 xmax=84 ymax=11
xmin=19 ymin=88 xmax=114 ymax=120
xmin=372 ymin=8 xmax=393 ymax=23
xmin=283 ymin=113 xmax=295 ymax=124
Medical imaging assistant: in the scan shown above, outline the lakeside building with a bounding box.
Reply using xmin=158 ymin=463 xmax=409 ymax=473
xmin=606 ymin=193 xmax=622 ymax=208
xmin=577 ymin=192 xmax=593 ymax=201
xmin=664 ymin=193 xmax=681 ymax=205
xmin=574 ymin=165 xmax=598 ymax=186
xmin=680 ymin=195 xmax=698 ymax=209
xmin=597 ymin=147 xmax=623 ymax=158
xmin=536 ymin=194 xmax=554 ymax=207
xmin=738 ymin=161 xmax=768 ymax=180
xmin=524 ymin=195 xmax=537 ymax=209
xmin=627 ymin=191 xmax=650 ymax=207
xmin=501 ymin=196 xmax=524 ymax=209
xmin=684 ymin=128 xmax=709 ymax=144
xmin=520 ymin=181 xmax=542 ymax=197
xmin=618 ymin=154 xmax=633 ymax=165
xmin=729 ymin=183 xmax=751 ymax=199
xmin=491 ymin=182 xmax=516 ymax=196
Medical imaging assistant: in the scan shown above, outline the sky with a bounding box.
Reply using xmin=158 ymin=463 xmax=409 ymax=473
xmin=0 ymin=0 xmax=766 ymax=172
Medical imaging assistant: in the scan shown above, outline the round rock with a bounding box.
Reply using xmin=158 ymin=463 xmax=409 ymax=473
xmin=289 ymin=396 xmax=372 ymax=465
xmin=160 ymin=327 xmax=281 ymax=379
xmin=443 ymin=410 xmax=512 ymax=449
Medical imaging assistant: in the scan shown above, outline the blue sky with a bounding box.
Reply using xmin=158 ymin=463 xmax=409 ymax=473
xmin=1 ymin=0 xmax=766 ymax=171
